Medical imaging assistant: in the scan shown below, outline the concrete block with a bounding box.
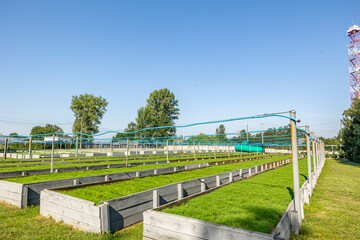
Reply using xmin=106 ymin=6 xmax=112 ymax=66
xmin=200 ymin=179 xmax=206 ymax=192
xmin=99 ymin=202 xmax=110 ymax=232
xmin=177 ymin=183 xmax=183 ymax=200
xmin=143 ymin=210 xmax=274 ymax=240
xmin=153 ymin=190 xmax=159 ymax=208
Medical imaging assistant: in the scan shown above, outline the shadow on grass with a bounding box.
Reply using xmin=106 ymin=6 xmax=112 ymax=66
xmin=287 ymin=187 xmax=294 ymax=199
xmin=333 ymin=158 xmax=360 ymax=168
xmin=215 ymin=205 xmax=284 ymax=234
xmin=300 ymin=174 xmax=308 ymax=180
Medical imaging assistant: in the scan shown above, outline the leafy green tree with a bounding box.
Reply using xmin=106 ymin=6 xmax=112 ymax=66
xmin=70 ymin=94 xmax=108 ymax=136
xmin=141 ymin=88 xmax=179 ymax=138
xmin=135 ymin=107 xmax=148 ymax=137
xmin=9 ymin=132 xmax=18 ymax=136
xmin=216 ymin=124 xmax=226 ymax=139
xmin=113 ymin=121 xmax=136 ymax=140
xmin=341 ymin=99 xmax=360 ymax=162
xmin=30 ymin=124 xmax=64 ymax=139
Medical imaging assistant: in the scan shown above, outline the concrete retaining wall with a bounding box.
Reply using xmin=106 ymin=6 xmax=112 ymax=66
xmin=0 ymin=145 xmax=235 ymax=160
xmin=39 ymin=157 xmax=291 ymax=233
xmin=143 ymin=210 xmax=274 ymax=240
xmin=0 ymin=154 xmax=276 ymax=208
xmin=143 ymin=159 xmax=323 ymax=240
xmin=40 ymin=189 xmax=105 ymax=233
xmin=0 ymin=180 xmax=25 ymax=208
xmin=0 ymin=152 xmax=248 ymax=179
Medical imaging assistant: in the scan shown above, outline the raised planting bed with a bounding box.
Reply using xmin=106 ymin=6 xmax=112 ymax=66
xmin=143 ymin=157 xmax=323 ymax=240
xmin=0 ymin=151 xmax=243 ymax=164
xmin=0 ymin=153 xmax=261 ymax=178
xmin=0 ymin=154 xmax=279 ymax=208
xmin=39 ymin=155 xmax=292 ymax=232
xmin=0 ymin=146 xmax=233 ymax=160
xmin=0 ymin=152 xmax=248 ymax=168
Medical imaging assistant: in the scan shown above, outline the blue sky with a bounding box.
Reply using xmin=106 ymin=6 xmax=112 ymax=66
xmin=0 ymin=0 xmax=358 ymax=138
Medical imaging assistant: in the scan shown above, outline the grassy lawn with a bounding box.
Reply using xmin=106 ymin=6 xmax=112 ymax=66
xmin=0 ymin=202 xmax=143 ymax=240
xmin=0 ymin=154 xmax=290 ymax=240
xmin=291 ymin=158 xmax=360 ymax=240
xmin=58 ymin=155 xmax=290 ymax=203
xmin=6 ymin=153 xmax=269 ymax=183
xmin=163 ymin=157 xmax=308 ymax=234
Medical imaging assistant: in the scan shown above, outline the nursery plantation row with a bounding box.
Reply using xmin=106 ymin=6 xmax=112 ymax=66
xmin=58 ymin=155 xmax=291 ymax=203
xmin=0 ymin=152 xmax=245 ymax=172
xmin=162 ymin=157 xmax=308 ymax=234
xmin=1 ymin=151 xmax=240 ymax=163
xmin=5 ymin=153 xmax=267 ymax=183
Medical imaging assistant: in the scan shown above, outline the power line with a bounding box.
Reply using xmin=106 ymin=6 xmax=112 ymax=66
xmin=0 ymin=119 xmax=73 ymax=125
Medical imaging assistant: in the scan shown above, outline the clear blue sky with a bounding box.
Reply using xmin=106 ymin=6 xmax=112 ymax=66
xmin=0 ymin=0 xmax=359 ymax=138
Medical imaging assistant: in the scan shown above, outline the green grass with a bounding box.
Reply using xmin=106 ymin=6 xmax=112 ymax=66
xmin=58 ymin=155 xmax=291 ymax=203
xmin=6 ymin=153 xmax=268 ymax=183
xmin=291 ymin=159 xmax=360 ymax=240
xmin=0 ymin=202 xmax=143 ymax=240
xmin=162 ymin=157 xmax=308 ymax=234
xmin=0 ymin=152 xmax=245 ymax=171
xmin=1 ymin=151 xmax=243 ymax=162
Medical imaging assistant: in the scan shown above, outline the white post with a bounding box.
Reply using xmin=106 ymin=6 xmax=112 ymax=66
xmin=305 ymin=126 xmax=313 ymax=194
xmin=201 ymin=179 xmax=206 ymax=192
xmin=290 ymin=110 xmax=302 ymax=231
xmin=51 ymin=134 xmax=55 ymax=173
xmin=177 ymin=183 xmax=183 ymax=200
xmin=193 ymin=142 xmax=196 ymax=160
xmin=311 ymin=132 xmax=317 ymax=180
xmin=153 ymin=190 xmax=159 ymax=208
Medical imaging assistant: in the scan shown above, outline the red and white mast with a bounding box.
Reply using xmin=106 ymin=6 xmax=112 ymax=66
xmin=348 ymin=25 xmax=360 ymax=103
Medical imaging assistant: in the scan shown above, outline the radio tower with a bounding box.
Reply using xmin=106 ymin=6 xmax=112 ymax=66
xmin=348 ymin=25 xmax=360 ymax=103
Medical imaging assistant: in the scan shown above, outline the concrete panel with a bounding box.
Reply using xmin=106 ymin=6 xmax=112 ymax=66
xmin=143 ymin=210 xmax=274 ymax=240
xmin=0 ymin=180 xmax=23 ymax=208
xmin=40 ymin=190 xmax=102 ymax=232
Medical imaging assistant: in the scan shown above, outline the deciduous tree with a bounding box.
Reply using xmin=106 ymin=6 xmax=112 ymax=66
xmin=341 ymin=99 xmax=360 ymax=162
xmin=70 ymin=94 xmax=108 ymax=136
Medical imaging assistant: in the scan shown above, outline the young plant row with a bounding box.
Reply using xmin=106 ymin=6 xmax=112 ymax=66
xmin=57 ymin=155 xmax=291 ymax=203
xmin=162 ymin=157 xmax=308 ymax=234
xmin=2 ymin=151 xmax=240 ymax=163
xmin=0 ymin=152 xmax=245 ymax=167
xmin=6 ymin=153 xmax=273 ymax=184
xmin=0 ymin=152 xmax=245 ymax=172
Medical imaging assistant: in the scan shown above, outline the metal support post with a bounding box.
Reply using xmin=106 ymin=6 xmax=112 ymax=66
xmin=290 ymin=110 xmax=302 ymax=231
xmin=193 ymin=142 xmax=196 ymax=160
xmin=214 ymin=143 xmax=216 ymax=159
xmin=166 ymin=140 xmax=169 ymax=162
xmin=126 ymin=138 xmax=129 ymax=166
xmin=3 ymin=138 xmax=8 ymax=160
xmin=28 ymin=136 xmax=32 ymax=159
xmin=75 ymin=137 xmax=79 ymax=157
